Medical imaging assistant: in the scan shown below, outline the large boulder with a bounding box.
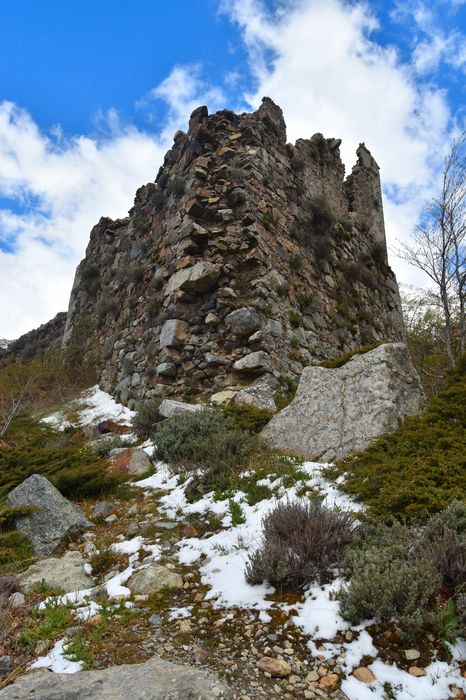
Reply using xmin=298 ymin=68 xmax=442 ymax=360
xmin=0 ymin=654 xmax=232 ymax=699
xmin=261 ymin=343 xmax=425 ymax=461
xmin=7 ymin=475 xmax=91 ymax=558
xmin=19 ymin=550 xmax=94 ymax=593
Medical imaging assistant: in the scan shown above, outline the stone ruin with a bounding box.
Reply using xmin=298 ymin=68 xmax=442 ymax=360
xmin=59 ymin=97 xmax=405 ymax=409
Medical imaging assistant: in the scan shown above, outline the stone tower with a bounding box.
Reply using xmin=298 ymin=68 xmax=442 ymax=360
xmin=62 ymin=98 xmax=405 ymax=409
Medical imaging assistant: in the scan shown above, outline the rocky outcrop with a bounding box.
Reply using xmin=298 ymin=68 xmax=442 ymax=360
xmin=261 ymin=343 xmax=425 ymax=461
xmin=0 ymin=655 xmax=232 ymax=699
xmin=19 ymin=551 xmax=94 ymax=593
xmin=7 ymin=474 xmax=91 ymax=558
xmin=61 ymin=98 xmax=405 ymax=408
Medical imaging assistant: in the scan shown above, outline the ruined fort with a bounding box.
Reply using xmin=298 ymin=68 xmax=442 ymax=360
xmin=13 ymin=98 xmax=406 ymax=409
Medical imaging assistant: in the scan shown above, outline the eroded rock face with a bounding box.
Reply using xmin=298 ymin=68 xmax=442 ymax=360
xmin=19 ymin=551 xmax=94 ymax=593
xmin=261 ymin=343 xmax=425 ymax=461
xmin=0 ymin=655 xmax=232 ymax=699
xmin=7 ymin=474 xmax=91 ymax=558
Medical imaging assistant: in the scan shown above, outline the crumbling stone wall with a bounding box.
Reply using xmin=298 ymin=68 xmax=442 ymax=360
xmin=0 ymin=313 xmax=67 ymax=367
xmin=62 ymin=98 xmax=405 ymax=407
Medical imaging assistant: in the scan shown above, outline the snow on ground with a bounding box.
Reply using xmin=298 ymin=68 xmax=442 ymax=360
xmin=42 ymin=385 xmax=134 ymax=430
xmin=136 ymin=457 xmax=466 ymax=700
xmin=30 ymin=638 xmax=83 ymax=674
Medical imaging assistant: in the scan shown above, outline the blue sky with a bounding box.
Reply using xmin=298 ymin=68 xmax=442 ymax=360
xmin=0 ymin=0 xmax=465 ymax=337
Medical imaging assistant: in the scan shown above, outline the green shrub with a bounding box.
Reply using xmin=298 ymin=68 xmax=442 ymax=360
xmin=290 ymin=336 xmax=299 ymax=349
xmin=339 ymin=542 xmax=439 ymax=640
xmin=89 ymin=545 xmax=120 ymax=577
xmin=288 ymin=310 xmax=302 ymax=328
xmin=219 ymin=404 xmax=273 ymax=433
xmin=156 ymin=410 xmax=261 ymax=495
xmin=325 ymin=356 xmax=466 ymax=520
xmin=131 ymin=399 xmax=162 ymax=438
xmin=340 ymin=507 xmax=466 ymax=641
xmin=245 ymin=499 xmax=355 ymax=587
xmin=80 ymin=263 xmax=100 ymax=297
xmin=288 ymin=255 xmax=302 ymax=272
xmin=92 ymin=435 xmax=125 ymax=457
xmin=0 ymin=417 xmax=122 ymax=501
xmin=228 ymin=500 xmax=246 ymax=526
xmin=16 ymin=599 xmax=75 ymax=653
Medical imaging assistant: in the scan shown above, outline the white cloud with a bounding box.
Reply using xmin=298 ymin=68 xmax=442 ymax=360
xmin=0 ymin=66 xmax=223 ymax=338
xmin=223 ymin=0 xmax=455 ymax=287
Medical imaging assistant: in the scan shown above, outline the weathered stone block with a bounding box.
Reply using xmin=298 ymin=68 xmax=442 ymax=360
xmin=233 ymin=351 xmax=271 ymax=373
xmin=159 ymin=319 xmax=189 ymax=349
xmin=262 ymin=343 xmax=425 ymax=461
xmin=165 ymin=262 xmax=221 ymax=295
xmin=225 ymin=307 xmax=262 ymax=337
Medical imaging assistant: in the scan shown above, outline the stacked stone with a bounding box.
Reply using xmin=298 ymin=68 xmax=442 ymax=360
xmin=62 ymin=97 xmax=405 ymax=407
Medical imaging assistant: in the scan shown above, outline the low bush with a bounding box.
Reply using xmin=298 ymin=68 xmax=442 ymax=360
xmin=325 ymin=355 xmax=466 ymax=520
xmin=89 ymin=545 xmax=120 ymax=577
xmin=92 ymin=435 xmax=125 ymax=457
xmin=0 ymin=417 xmax=123 ymax=501
xmin=156 ymin=410 xmax=261 ymax=495
xmin=288 ymin=310 xmax=302 ymax=328
xmin=131 ymin=399 xmax=162 ymax=438
xmin=245 ymin=499 xmax=355 ymax=587
xmin=339 ymin=504 xmax=466 ymax=641
xmin=416 ymin=500 xmax=466 ymax=588
xmin=340 ymin=540 xmax=439 ymax=640
xmin=219 ymin=404 xmax=273 ymax=433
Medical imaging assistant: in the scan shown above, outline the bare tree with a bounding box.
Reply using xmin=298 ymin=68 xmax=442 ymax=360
xmin=398 ymin=133 xmax=466 ymax=366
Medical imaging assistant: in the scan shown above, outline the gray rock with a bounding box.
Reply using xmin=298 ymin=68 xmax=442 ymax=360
xmin=234 ymin=377 xmax=277 ymax=411
xmin=225 ymin=307 xmax=261 ymax=337
xmin=233 ymin=351 xmax=271 ymax=374
xmin=156 ymin=362 xmax=178 ymax=377
xmin=7 ymin=474 xmax=91 ymax=558
xmin=158 ymin=399 xmax=203 ymax=419
xmin=165 ymin=262 xmax=221 ymax=295
xmin=262 ymin=343 xmax=425 ymax=461
xmin=108 ymin=448 xmax=153 ymax=476
xmin=0 ymin=655 xmax=231 ymax=699
xmin=159 ymin=319 xmax=189 ymax=349
xmin=92 ymin=501 xmax=117 ymax=519
xmin=19 ymin=550 xmax=94 ymax=594
xmin=8 ymin=592 xmax=25 ymax=608
xmin=0 ymin=656 xmax=10 ymax=674
xmin=127 ymin=565 xmax=183 ymax=595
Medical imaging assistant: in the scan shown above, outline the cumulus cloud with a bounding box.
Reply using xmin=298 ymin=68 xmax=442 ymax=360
xmin=222 ymin=0 xmax=455 ymax=285
xmin=0 ymin=65 xmax=223 ymax=338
